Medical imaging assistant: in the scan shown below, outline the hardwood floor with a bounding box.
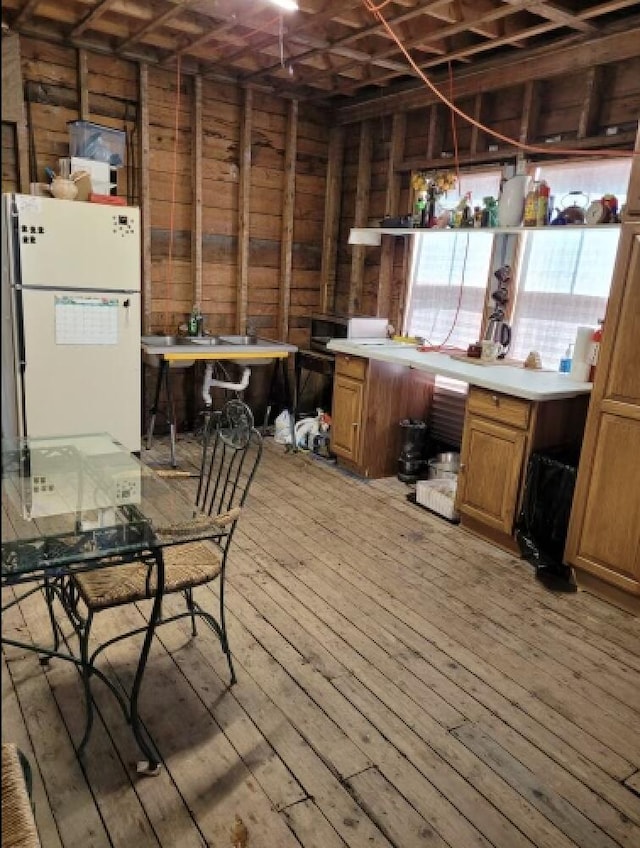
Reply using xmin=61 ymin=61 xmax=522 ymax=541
xmin=3 ymin=435 xmax=640 ymax=848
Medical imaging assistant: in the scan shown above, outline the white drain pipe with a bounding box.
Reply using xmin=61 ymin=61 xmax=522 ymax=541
xmin=201 ymin=363 xmax=251 ymax=407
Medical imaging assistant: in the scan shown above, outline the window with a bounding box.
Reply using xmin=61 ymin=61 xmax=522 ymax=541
xmin=406 ymin=232 xmax=493 ymax=348
xmin=405 ymin=169 xmax=502 ymax=349
xmin=510 ymin=158 xmax=630 ymax=369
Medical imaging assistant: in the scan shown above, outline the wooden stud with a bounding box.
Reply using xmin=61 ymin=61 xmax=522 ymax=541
xmin=469 ymin=93 xmax=483 ymax=156
xmin=237 ymin=86 xmax=253 ymax=334
xmin=320 ymin=125 xmax=345 ymax=315
xmin=139 ymin=63 xmax=152 ymax=335
xmin=279 ymin=99 xmax=298 ymax=343
xmin=517 ymin=80 xmax=539 ymax=169
xmin=78 ymin=49 xmax=89 ymax=120
xmin=577 ymin=66 xmax=604 ymax=140
xmin=192 ymin=75 xmax=203 ymax=311
xmin=378 ymin=112 xmax=406 ymax=322
xmin=349 ymin=120 xmax=373 ymax=315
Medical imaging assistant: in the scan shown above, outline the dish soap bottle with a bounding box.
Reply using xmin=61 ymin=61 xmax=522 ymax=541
xmin=188 ymin=304 xmax=201 ymax=337
xmin=559 ymin=343 xmax=573 ymax=373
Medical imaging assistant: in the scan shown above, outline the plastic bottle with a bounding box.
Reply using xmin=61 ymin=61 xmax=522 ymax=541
xmin=188 ymin=304 xmax=201 ymax=336
xmin=588 ymin=320 xmax=604 ymax=381
xmin=559 ymin=343 xmax=573 ymax=374
xmin=536 ymin=180 xmax=550 ymax=226
xmin=523 ymin=182 xmax=539 ymax=227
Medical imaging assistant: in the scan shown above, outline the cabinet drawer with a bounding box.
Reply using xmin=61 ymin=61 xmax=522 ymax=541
xmin=468 ymin=387 xmax=531 ymax=429
xmin=335 ymin=353 xmax=367 ymax=381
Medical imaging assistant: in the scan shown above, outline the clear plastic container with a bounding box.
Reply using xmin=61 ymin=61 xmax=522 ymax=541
xmin=68 ymin=121 xmax=125 ymax=166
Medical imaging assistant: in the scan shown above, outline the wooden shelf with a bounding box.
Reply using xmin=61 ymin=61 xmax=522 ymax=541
xmin=349 ymin=224 xmax=622 ymax=244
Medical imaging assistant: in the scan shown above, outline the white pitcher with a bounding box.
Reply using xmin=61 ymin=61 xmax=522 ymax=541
xmin=497 ymin=174 xmax=529 ymax=227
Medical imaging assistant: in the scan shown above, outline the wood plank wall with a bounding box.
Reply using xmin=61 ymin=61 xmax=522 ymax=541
xmin=2 ymin=36 xmax=639 ymax=420
xmin=3 ymin=37 xmax=330 ymax=352
xmin=335 ymin=55 xmax=640 ymax=329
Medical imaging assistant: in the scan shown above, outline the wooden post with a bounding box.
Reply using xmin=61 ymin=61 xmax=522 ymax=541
xmin=237 ymin=87 xmax=253 ymax=334
xmin=349 ymin=120 xmax=373 ymax=314
xmin=320 ymin=125 xmax=344 ymax=315
xmin=378 ymin=112 xmax=406 ymax=321
xmin=279 ymin=99 xmax=298 ymax=343
xmin=139 ymin=63 xmax=152 ymax=335
xmin=192 ymin=75 xmax=203 ymax=312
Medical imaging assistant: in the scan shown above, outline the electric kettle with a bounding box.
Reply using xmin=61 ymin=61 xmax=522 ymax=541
xmin=483 ymin=317 xmax=512 ymax=358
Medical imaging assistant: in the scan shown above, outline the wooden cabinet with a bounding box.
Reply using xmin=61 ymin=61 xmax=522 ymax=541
xmin=456 ymin=386 xmax=588 ymax=553
xmin=565 ymin=222 xmax=640 ymax=612
xmin=330 ymin=353 xmax=433 ymax=479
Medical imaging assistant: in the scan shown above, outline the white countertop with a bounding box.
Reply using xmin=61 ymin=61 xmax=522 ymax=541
xmin=327 ymin=339 xmax=592 ymax=401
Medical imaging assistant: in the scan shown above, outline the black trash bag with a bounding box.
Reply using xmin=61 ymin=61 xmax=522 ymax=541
xmin=515 ymin=448 xmax=579 ymax=592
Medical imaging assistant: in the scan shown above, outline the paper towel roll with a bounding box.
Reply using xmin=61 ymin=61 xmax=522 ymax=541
xmin=570 ymin=360 xmax=590 ymax=381
xmin=573 ymin=326 xmax=593 ymax=364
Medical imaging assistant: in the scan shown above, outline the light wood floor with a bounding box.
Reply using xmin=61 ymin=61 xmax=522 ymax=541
xmin=3 ymin=435 xmax=640 ymax=848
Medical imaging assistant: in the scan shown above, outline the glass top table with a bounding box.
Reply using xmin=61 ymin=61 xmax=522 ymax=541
xmin=1 ymin=431 xmax=225 ymax=775
xmin=1 ymin=432 xmax=218 ymax=582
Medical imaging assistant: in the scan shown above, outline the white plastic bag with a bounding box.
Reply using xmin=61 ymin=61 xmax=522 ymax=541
xmin=274 ymin=409 xmax=292 ymax=444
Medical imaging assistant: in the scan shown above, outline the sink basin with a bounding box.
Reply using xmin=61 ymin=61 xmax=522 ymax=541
xmin=142 ymin=335 xmax=193 ymax=346
xmin=219 ymin=335 xmax=260 ymax=346
xmin=189 ymin=336 xmax=226 ymax=345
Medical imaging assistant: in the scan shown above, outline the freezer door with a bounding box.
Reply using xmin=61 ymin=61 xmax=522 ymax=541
xmin=13 ymin=194 xmax=140 ymax=291
xmin=21 ymin=289 xmax=141 ymax=452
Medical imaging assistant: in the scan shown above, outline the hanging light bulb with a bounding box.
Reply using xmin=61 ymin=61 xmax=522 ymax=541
xmin=270 ymin=0 xmax=298 ymax=10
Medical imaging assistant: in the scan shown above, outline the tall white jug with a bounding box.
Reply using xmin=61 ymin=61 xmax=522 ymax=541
xmin=497 ymin=174 xmax=529 ymax=227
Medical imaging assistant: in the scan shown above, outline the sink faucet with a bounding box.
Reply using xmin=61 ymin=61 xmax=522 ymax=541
xmin=246 ymin=322 xmax=257 ymax=341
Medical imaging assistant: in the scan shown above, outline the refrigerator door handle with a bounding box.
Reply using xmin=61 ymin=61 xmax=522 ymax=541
xmin=18 ymin=284 xmax=140 ymax=295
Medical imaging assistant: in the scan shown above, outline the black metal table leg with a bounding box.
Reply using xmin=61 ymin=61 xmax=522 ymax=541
xmin=130 ymin=549 xmax=165 ymax=776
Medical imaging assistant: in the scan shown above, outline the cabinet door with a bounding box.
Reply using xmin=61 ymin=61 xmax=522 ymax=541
xmin=457 ymin=416 xmax=526 ymax=535
xmin=331 ymin=375 xmax=364 ymax=462
xmin=565 ymin=223 xmax=640 ymax=595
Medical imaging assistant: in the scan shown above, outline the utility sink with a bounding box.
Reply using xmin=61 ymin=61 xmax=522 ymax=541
xmin=188 ymin=336 xmax=226 ymax=345
xmin=142 ymin=335 xmax=194 ymax=346
xmin=219 ymin=334 xmax=275 ymax=365
xmin=219 ymin=335 xmax=260 ymax=346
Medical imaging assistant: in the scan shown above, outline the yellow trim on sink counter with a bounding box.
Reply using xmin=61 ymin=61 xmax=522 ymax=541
xmin=164 ymin=350 xmax=288 ymax=361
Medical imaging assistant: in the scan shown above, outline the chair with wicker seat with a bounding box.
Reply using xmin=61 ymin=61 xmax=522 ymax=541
xmin=64 ymin=399 xmax=262 ymax=758
xmin=1 ymin=744 xmax=42 ymax=848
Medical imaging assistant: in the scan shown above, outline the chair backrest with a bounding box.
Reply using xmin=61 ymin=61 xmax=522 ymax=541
xmin=195 ymin=400 xmax=262 ymax=536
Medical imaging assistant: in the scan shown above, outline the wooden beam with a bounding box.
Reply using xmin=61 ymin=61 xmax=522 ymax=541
xmin=335 ymin=25 xmax=640 ymax=122
xmin=139 ymin=63 xmax=152 ymax=335
xmin=13 ymin=0 xmax=42 ymax=29
xmin=71 ymin=0 xmax=120 ymax=38
xmin=78 ymin=49 xmax=89 ymax=121
xmin=118 ymin=1 xmax=194 ymax=52
xmin=237 ymin=87 xmax=253 ymax=335
xmin=349 ymin=120 xmax=373 ymax=315
xmin=378 ymin=112 xmax=406 ymax=322
xmin=279 ymin=99 xmax=298 ymax=343
xmin=192 ymin=74 xmax=203 ymax=312
xmin=577 ymin=66 xmax=604 ymax=140
xmin=320 ymin=126 xmax=345 ymax=315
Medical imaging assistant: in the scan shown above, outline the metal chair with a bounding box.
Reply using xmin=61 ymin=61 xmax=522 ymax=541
xmin=63 ymin=399 xmax=263 ymax=761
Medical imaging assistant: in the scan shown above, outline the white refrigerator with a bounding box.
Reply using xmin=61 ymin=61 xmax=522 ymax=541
xmin=1 ymin=193 xmax=141 ymax=452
